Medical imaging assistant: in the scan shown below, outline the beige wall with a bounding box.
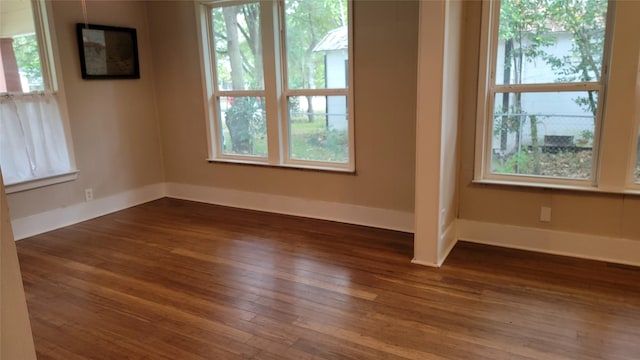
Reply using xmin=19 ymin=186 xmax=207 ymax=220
xmin=7 ymin=1 xmax=165 ymax=219
xmin=458 ymin=1 xmax=640 ymax=240
xmin=147 ymin=0 xmax=418 ymax=213
xmin=6 ymin=0 xmax=639 ymax=244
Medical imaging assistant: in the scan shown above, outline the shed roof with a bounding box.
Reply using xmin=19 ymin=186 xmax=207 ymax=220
xmin=313 ymin=26 xmax=348 ymax=52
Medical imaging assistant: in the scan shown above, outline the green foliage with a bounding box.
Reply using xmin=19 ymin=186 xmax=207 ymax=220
xmin=214 ymin=0 xmax=348 ymax=154
xmin=285 ymin=0 xmax=347 ymax=89
xmin=497 ymin=0 xmax=556 ymax=151
xmin=492 ymin=0 xmax=606 ymax=179
xmin=214 ymin=4 xmax=265 ymax=154
xmin=499 ymin=0 xmax=556 ymax=65
xmin=499 ymin=0 xmax=607 ymax=116
xmin=289 ymin=118 xmax=348 ymax=162
xmin=213 ymin=3 xmax=262 ymax=90
xmin=495 ymin=150 xmax=533 ymax=174
xmin=12 ymin=34 xmax=43 ymax=91
xmin=576 ymin=129 xmax=594 ymax=146
xmin=223 ymin=97 xmax=266 ymax=155
xmin=494 ymin=150 xmax=593 ymax=178
xmin=545 ymin=0 xmax=607 ymax=116
xmin=493 ymin=103 xmax=525 ymax=135
xmin=289 ymin=97 xmax=301 ymax=114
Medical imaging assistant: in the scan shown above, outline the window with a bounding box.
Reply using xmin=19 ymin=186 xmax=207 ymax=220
xmin=475 ymin=0 xmax=611 ymax=186
xmin=0 ymin=0 xmax=76 ymax=191
xmin=197 ymin=0 xmax=353 ymax=171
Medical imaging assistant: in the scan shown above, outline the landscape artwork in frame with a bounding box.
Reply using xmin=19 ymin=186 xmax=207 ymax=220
xmin=76 ymin=23 xmax=140 ymax=79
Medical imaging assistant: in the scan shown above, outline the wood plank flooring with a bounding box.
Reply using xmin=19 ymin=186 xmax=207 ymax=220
xmin=16 ymin=198 xmax=640 ymax=359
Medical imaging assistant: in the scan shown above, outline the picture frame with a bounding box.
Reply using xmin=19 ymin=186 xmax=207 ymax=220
xmin=76 ymin=23 xmax=140 ymax=80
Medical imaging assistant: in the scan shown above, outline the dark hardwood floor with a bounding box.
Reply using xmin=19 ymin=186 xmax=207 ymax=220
xmin=16 ymin=198 xmax=640 ymax=359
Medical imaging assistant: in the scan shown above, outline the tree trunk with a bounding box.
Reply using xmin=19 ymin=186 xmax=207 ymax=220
xmin=223 ymin=7 xmax=252 ymax=154
xmin=223 ymin=8 xmax=244 ymax=90
xmin=306 ymin=95 xmax=314 ymax=123
xmin=530 ymin=115 xmax=540 ymax=174
xmin=500 ymin=39 xmax=513 ymax=151
xmin=513 ymin=34 xmax=524 ymax=173
xmin=304 ymin=12 xmax=318 ymax=123
xmin=241 ymin=4 xmax=263 ymax=89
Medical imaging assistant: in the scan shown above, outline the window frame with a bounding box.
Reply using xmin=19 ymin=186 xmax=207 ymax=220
xmin=474 ymin=0 xmax=615 ymax=190
xmin=2 ymin=0 xmax=78 ymax=193
xmin=196 ymin=0 xmax=355 ymax=172
xmin=626 ymin=48 xmax=640 ymax=190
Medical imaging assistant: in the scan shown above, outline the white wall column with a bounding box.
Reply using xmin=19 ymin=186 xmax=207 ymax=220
xmin=413 ymin=0 xmax=463 ymax=267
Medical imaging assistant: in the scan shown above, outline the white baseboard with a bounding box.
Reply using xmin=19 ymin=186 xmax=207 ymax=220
xmin=438 ymin=221 xmax=458 ymax=266
xmin=11 ymin=183 xmax=165 ymax=240
xmin=165 ymin=183 xmax=414 ymax=233
xmin=11 ymin=182 xmax=413 ymax=241
xmin=11 ymin=180 xmax=640 ymax=267
xmin=457 ymin=219 xmax=640 ymax=267
xmin=410 ymin=220 xmax=458 ymax=268
xmin=410 ymin=258 xmax=438 ymax=267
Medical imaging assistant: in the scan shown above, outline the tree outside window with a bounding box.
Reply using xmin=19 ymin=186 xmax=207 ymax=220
xmin=490 ymin=0 xmax=607 ymax=180
xmin=207 ymin=0 xmax=351 ymax=166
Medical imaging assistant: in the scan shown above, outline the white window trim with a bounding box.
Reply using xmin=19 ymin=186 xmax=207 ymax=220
xmin=195 ymin=0 xmax=354 ymax=172
xmin=474 ymin=0 xmax=620 ymax=192
xmin=5 ymin=171 xmax=78 ymax=194
xmin=2 ymin=0 xmax=79 ymax=192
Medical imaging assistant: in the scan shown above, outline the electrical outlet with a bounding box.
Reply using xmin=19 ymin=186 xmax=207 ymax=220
xmin=540 ymin=206 xmax=551 ymax=222
xmin=85 ymin=188 xmax=94 ymax=202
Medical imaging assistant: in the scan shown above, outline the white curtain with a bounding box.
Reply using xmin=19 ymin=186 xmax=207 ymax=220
xmin=0 ymin=93 xmax=71 ymax=185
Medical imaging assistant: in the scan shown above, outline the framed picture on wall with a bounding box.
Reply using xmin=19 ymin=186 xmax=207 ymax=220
xmin=76 ymin=23 xmax=140 ymax=79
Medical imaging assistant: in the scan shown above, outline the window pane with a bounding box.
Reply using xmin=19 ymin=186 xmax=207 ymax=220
xmin=212 ymin=3 xmax=263 ymax=91
xmin=284 ymin=0 xmax=348 ymax=90
xmin=288 ymin=96 xmax=348 ymax=163
xmin=218 ymin=96 xmax=267 ymax=157
xmin=0 ymin=0 xmax=43 ymax=93
xmin=491 ymin=91 xmax=597 ymax=179
xmin=496 ymin=0 xmax=607 ymax=85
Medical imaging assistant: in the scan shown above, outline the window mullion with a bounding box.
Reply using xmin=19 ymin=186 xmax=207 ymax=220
xmin=284 ymin=89 xmax=348 ymax=97
xmin=494 ymin=82 xmax=601 ymax=93
xmin=261 ymin=0 xmax=282 ymax=164
xmin=217 ymin=90 xmax=265 ymax=97
xmin=277 ymin=0 xmax=293 ymax=165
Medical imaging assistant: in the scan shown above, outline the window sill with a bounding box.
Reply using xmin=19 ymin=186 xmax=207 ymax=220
xmin=473 ymin=178 xmax=640 ymax=196
xmin=623 ymin=188 xmax=640 ymax=196
xmin=5 ymin=170 xmax=79 ymax=194
xmin=206 ymin=158 xmax=355 ymax=174
xmin=472 ymin=178 xmax=601 ymax=192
